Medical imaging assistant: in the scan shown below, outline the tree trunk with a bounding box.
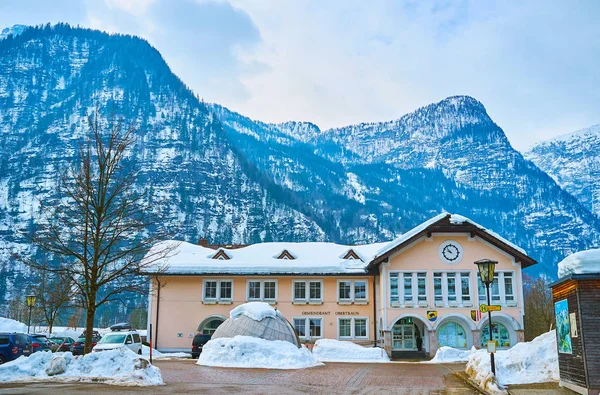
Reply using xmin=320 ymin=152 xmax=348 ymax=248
xmin=84 ymin=296 xmax=97 ymax=354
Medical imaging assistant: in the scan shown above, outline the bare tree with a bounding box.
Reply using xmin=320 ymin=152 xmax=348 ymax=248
xmin=523 ymin=274 xmax=555 ymax=341
xmin=26 ymin=110 xmax=173 ymax=353
xmin=33 ymin=268 xmax=73 ymax=334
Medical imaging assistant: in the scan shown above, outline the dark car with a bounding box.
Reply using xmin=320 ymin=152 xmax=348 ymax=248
xmin=72 ymin=335 xmax=101 ymax=355
xmin=49 ymin=336 xmax=75 ymax=352
xmin=29 ymin=334 xmax=52 ymax=353
xmin=0 ymin=333 xmax=32 ymax=364
xmin=191 ymin=334 xmax=211 ymax=359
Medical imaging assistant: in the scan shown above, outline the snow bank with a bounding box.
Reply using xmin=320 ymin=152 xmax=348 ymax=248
xmin=466 ymin=331 xmax=558 ymax=393
xmin=0 ymin=317 xmax=27 ymax=333
xmin=557 ymin=249 xmax=600 ymax=278
xmin=312 ymin=339 xmax=390 ymax=363
xmin=197 ymin=335 xmax=321 ymax=369
xmin=424 ymin=346 xmax=473 ymax=363
xmin=230 ymin=302 xmax=280 ymax=321
xmin=141 ymin=345 xmax=189 ymax=359
xmin=0 ymin=348 xmax=163 ymax=386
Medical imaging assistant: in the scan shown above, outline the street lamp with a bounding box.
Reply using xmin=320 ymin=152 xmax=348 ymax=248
xmin=474 ymin=259 xmax=498 ymax=375
xmin=25 ymin=294 xmax=36 ymax=334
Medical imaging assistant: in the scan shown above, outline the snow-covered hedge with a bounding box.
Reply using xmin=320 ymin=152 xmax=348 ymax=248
xmin=312 ymin=339 xmax=390 ymax=363
xmin=197 ymin=335 xmax=321 ymax=369
xmin=466 ymin=331 xmax=558 ymax=393
xmin=0 ymin=348 xmax=163 ymax=386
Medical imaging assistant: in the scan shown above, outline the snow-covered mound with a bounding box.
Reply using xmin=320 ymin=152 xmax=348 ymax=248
xmin=466 ymin=331 xmax=558 ymax=393
xmin=141 ymin=345 xmax=189 ymax=359
xmin=0 ymin=317 xmax=27 ymax=333
xmin=312 ymin=339 xmax=390 ymax=363
xmin=0 ymin=348 xmax=163 ymax=386
xmin=558 ymin=249 xmax=600 ymax=278
xmin=230 ymin=302 xmax=281 ymax=321
xmin=197 ymin=335 xmax=321 ymax=369
xmin=424 ymin=346 xmax=473 ymax=363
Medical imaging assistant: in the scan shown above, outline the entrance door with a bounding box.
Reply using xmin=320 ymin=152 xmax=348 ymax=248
xmin=392 ymin=324 xmax=416 ymax=350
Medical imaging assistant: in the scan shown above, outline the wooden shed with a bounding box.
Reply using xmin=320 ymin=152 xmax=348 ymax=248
xmin=551 ymin=273 xmax=600 ymax=395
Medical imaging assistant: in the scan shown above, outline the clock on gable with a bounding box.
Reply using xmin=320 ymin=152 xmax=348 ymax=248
xmin=438 ymin=240 xmax=463 ymax=264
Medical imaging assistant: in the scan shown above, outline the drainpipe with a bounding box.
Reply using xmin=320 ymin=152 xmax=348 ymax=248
xmin=155 ymin=276 xmax=161 ymax=350
xmin=372 ymin=275 xmax=377 ymax=347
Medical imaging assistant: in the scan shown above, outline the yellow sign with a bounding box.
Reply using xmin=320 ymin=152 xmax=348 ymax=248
xmin=479 ymin=304 xmax=502 ymax=313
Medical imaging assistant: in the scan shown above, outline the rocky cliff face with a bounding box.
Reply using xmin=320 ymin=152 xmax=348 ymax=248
xmin=524 ymin=125 xmax=600 ymax=218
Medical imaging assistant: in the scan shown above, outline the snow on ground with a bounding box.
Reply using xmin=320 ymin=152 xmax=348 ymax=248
xmin=0 ymin=348 xmax=163 ymax=386
xmin=230 ymin=301 xmax=281 ymax=321
xmin=197 ymin=335 xmax=321 ymax=369
xmin=466 ymin=331 xmax=558 ymax=393
xmin=141 ymin=345 xmax=189 ymax=360
xmin=312 ymin=339 xmax=390 ymax=363
xmin=422 ymin=346 xmax=473 ymax=363
xmin=0 ymin=317 xmax=27 ymax=332
xmin=557 ymin=248 xmax=600 ymax=278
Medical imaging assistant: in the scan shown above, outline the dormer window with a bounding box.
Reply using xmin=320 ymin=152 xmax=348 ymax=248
xmin=276 ymin=250 xmax=296 ymax=260
xmin=212 ymin=249 xmax=230 ymax=260
xmin=342 ymin=249 xmax=363 ymax=261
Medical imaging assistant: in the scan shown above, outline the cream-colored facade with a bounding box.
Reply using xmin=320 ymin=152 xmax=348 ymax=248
xmin=146 ymin=214 xmax=536 ymax=357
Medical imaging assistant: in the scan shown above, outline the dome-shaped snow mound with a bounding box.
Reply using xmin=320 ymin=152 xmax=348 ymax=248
xmin=212 ymin=302 xmax=300 ymax=347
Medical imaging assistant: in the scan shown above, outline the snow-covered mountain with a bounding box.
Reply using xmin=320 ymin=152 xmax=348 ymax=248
xmin=524 ymin=125 xmax=600 ymax=217
xmin=1 ymin=24 xmax=599 ymax=318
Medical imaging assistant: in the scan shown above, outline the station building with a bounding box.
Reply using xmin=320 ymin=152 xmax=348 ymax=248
xmin=144 ymin=213 xmax=536 ymax=358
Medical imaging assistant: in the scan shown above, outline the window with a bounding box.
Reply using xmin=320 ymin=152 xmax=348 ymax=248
xmin=293 ymin=317 xmax=323 ymax=339
xmin=293 ymin=280 xmax=322 ymax=303
xmin=200 ymin=318 xmax=224 ymax=335
xmin=438 ymin=322 xmax=468 ymax=349
xmin=432 ymin=272 xmax=472 ymax=307
xmin=133 ymin=334 xmax=141 ymax=343
xmin=203 ymin=279 xmax=233 ymax=302
xmin=390 ymin=272 xmax=427 ymax=306
xmin=481 ymin=323 xmax=512 ymax=348
xmin=337 ymin=280 xmax=368 ymax=303
xmin=477 ymin=272 xmax=516 ymax=306
xmin=338 ymin=317 xmax=369 ymax=339
xmin=247 ymin=280 xmax=277 ymax=302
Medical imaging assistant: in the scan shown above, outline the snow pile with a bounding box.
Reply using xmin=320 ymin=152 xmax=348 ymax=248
xmin=557 ymin=249 xmax=600 ymax=278
xmin=466 ymin=331 xmax=558 ymax=392
xmin=312 ymin=339 xmax=390 ymax=363
xmin=197 ymin=335 xmax=321 ymax=369
xmin=0 ymin=317 xmax=27 ymax=333
xmin=141 ymin=345 xmax=189 ymax=359
xmin=425 ymin=346 xmax=473 ymax=363
xmin=0 ymin=348 xmax=163 ymax=386
xmin=230 ymin=302 xmax=280 ymax=321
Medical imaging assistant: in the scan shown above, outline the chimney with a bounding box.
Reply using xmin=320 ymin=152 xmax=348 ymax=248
xmin=198 ymin=239 xmax=209 ymax=247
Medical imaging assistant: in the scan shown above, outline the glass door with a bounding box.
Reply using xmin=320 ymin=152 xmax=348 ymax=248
xmin=392 ymin=324 xmax=416 ymax=350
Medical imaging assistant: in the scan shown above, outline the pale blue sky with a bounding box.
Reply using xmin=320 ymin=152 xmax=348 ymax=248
xmin=1 ymin=0 xmax=599 ymax=149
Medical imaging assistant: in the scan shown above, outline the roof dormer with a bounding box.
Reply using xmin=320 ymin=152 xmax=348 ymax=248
xmin=276 ymin=249 xmax=296 ymax=260
xmin=342 ymin=249 xmax=363 ymax=261
xmin=211 ymin=249 xmax=231 ymax=260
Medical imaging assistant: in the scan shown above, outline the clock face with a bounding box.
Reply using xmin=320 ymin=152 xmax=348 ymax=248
xmin=439 ymin=240 xmax=463 ymax=264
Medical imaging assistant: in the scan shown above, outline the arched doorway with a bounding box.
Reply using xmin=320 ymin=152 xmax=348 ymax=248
xmin=437 ymin=321 xmax=469 ymax=349
xmin=391 ymin=317 xmax=427 ymax=354
xmin=480 ymin=322 xmax=512 ymax=348
xmin=197 ymin=316 xmax=225 ymax=335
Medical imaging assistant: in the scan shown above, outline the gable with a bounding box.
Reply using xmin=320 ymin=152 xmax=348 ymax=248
xmin=212 ymin=249 xmax=230 ymax=260
xmin=276 ymin=250 xmax=296 ymax=260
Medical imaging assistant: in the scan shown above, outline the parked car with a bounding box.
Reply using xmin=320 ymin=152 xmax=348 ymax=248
xmin=49 ymin=336 xmax=75 ymax=352
xmin=92 ymin=323 xmax=142 ymax=354
xmin=0 ymin=333 xmax=32 ymax=364
xmin=191 ymin=333 xmax=211 ymax=359
xmin=28 ymin=334 xmax=52 ymax=353
xmin=72 ymin=335 xmax=101 ymax=355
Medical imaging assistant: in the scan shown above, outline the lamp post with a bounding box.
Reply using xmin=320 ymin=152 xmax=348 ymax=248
xmin=25 ymin=294 xmax=36 ymax=334
xmin=474 ymin=259 xmax=498 ymax=375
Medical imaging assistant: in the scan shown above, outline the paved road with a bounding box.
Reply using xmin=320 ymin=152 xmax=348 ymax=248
xmin=0 ymin=360 xmax=478 ymax=394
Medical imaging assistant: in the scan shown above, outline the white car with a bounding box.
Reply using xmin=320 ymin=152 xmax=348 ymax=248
xmin=92 ymin=330 xmax=142 ymax=354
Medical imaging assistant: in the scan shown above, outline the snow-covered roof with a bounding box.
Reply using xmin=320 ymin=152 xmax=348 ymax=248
xmin=557 ymin=249 xmax=600 ymax=279
xmin=143 ymin=241 xmax=387 ymax=275
xmin=448 ymin=214 xmax=527 ymax=255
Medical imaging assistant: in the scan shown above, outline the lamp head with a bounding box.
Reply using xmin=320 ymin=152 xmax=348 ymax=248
xmin=26 ymin=294 xmax=36 ymax=307
xmin=474 ymin=259 xmax=498 ymax=285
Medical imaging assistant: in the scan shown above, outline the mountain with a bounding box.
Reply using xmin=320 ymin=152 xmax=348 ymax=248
xmin=524 ymin=125 xmax=600 ymax=217
xmin=1 ymin=24 xmax=599 ymax=319
xmin=214 ymin=97 xmax=600 ymax=276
